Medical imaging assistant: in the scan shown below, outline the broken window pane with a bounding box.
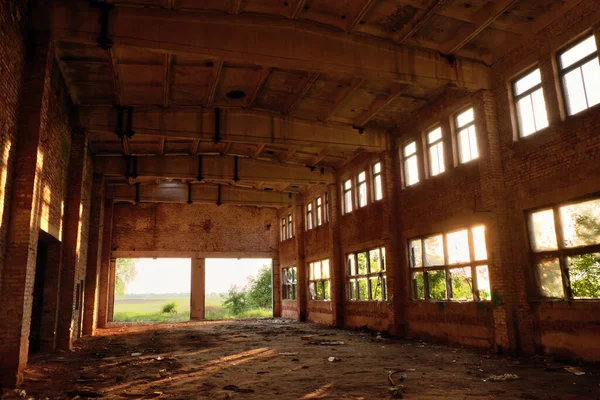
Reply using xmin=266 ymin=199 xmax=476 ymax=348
xmin=537 ymin=258 xmax=563 ymax=298
xmin=309 ymin=282 xmax=316 ymax=300
xmin=412 ymin=272 xmax=425 ymax=300
xmin=309 ymin=263 xmax=315 ymax=280
xmin=447 ymin=229 xmax=470 ymax=264
xmin=347 ymin=254 xmax=356 ymax=275
xmin=560 ymin=198 xmax=600 ymax=248
xmin=321 ymin=259 xmax=330 ymax=279
xmin=529 ymin=209 xmax=558 ymax=251
xmin=472 ymin=225 xmax=488 ymax=261
xmin=358 ymin=279 xmax=368 ymax=300
xmin=409 ymin=239 xmax=423 ymax=267
xmin=380 ymin=247 xmax=386 ymax=270
xmin=476 ymin=265 xmax=491 ymax=301
xmin=313 ymin=261 xmax=322 ymax=280
xmin=370 ymin=277 xmax=382 ymax=300
xmin=369 ymin=249 xmax=381 ymax=273
xmin=349 ymin=279 xmax=357 ymax=300
xmin=428 ymin=270 xmax=447 ymax=300
xmin=316 ymin=281 xmax=324 ymax=299
xmin=324 ymin=280 xmax=330 ymax=300
xmin=568 ymin=253 xmax=600 ymax=299
xmin=449 ymin=267 xmax=473 ymax=300
xmin=357 ymin=251 xmax=368 ymax=274
xmin=424 ymin=235 xmax=444 ymax=266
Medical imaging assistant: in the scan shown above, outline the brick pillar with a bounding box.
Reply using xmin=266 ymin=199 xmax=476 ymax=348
xmin=293 ymin=195 xmax=307 ymax=321
xmin=190 ymin=257 xmax=205 ymax=320
xmin=0 ymin=33 xmax=52 ymax=387
xmin=56 ymin=132 xmax=89 ymax=350
xmin=327 ymin=182 xmax=345 ymax=328
xmin=82 ymin=174 xmax=104 ymax=335
xmin=39 ymin=240 xmax=62 ymax=353
xmin=97 ymin=199 xmax=113 ymax=328
xmin=272 ymin=256 xmax=282 ymax=317
xmin=108 ymin=258 xmax=116 ymax=322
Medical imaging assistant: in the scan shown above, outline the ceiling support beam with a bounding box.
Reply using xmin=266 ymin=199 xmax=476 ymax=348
xmin=106 ymin=182 xmax=293 ymax=207
xmin=49 ymin=2 xmax=490 ymax=91
xmin=81 ymin=107 xmax=388 ymax=151
xmin=247 ymin=67 xmax=270 ymax=108
xmin=95 ymin=155 xmax=335 ymax=185
xmin=396 ymin=0 xmax=448 ymax=43
xmin=206 ymin=60 xmax=223 ymax=107
xmin=440 ymin=0 xmax=519 ymax=55
xmin=347 ymin=0 xmax=377 ymax=32
xmin=287 ymin=72 xmax=319 ymax=115
xmin=232 ymin=0 xmax=243 ymax=15
xmin=324 ymin=78 xmax=362 ymax=121
xmin=162 ymin=54 xmax=172 ymax=107
xmin=308 ymin=149 xmax=328 ymax=167
xmin=353 ymin=83 xmax=408 ymax=128
xmin=290 ymin=0 xmax=307 ymax=19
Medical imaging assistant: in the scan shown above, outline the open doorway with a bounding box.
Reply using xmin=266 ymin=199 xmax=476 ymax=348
xmin=112 ymin=258 xmax=191 ymax=323
xmin=205 ymin=258 xmax=273 ymax=320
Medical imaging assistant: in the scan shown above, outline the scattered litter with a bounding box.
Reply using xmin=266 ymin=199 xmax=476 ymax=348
xmin=328 ymin=357 xmax=341 ymax=362
xmin=388 ymin=370 xmax=407 ymax=386
xmin=13 ymin=389 xmax=26 ymax=398
xmin=278 ymin=352 xmax=298 ymax=356
xmin=565 ymin=367 xmax=586 ymax=376
xmin=223 ymin=385 xmax=254 ymax=393
xmin=131 ymin=352 xmax=142 ymax=357
xmin=485 ymin=374 xmax=520 ymax=382
xmin=66 ymin=389 xmax=103 ymax=398
xmin=155 ymin=356 xmax=163 ymax=361
xmin=291 ymin=358 xmax=299 ymax=362
xmin=309 ymin=340 xmax=345 ymax=346
xmin=159 ymin=369 xmax=168 ymax=378
xmin=389 ymin=385 xmax=407 ymax=398
xmin=301 ymin=335 xmax=314 ymax=340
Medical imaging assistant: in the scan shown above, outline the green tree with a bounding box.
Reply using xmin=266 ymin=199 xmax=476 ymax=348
xmin=246 ymin=265 xmax=272 ymax=308
xmin=115 ymin=258 xmax=137 ymax=297
xmin=570 ymin=215 xmax=600 ymax=298
xmin=222 ymin=286 xmax=249 ymax=315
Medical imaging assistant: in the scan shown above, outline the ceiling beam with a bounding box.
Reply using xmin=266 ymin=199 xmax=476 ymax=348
xmin=439 ymin=0 xmax=519 ymax=55
xmin=308 ymin=149 xmax=328 ymax=167
xmin=396 ymin=0 xmax=448 ymax=43
xmin=95 ymin=155 xmax=335 ymax=185
xmin=287 ymin=72 xmax=319 ymax=115
xmin=81 ymin=106 xmax=388 ymax=151
xmin=162 ymin=54 xmax=172 ymax=107
xmin=206 ymin=60 xmax=223 ymax=107
xmin=353 ymin=83 xmax=409 ymax=128
xmin=49 ymin=3 xmax=490 ymax=91
xmin=347 ymin=0 xmax=378 ymax=32
xmin=290 ymin=0 xmax=307 ymax=19
xmin=232 ymin=0 xmax=243 ymax=14
xmin=106 ymin=182 xmax=293 ymax=207
xmin=324 ymin=78 xmax=362 ymax=121
xmin=247 ymin=67 xmax=270 ymax=108
xmin=108 ymin=48 xmax=123 ymax=106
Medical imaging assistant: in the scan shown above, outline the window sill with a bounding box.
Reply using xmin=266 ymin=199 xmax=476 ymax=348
xmin=410 ymin=299 xmax=491 ymax=303
xmin=528 ymin=298 xmax=600 ymax=303
xmin=347 ymin=300 xmax=389 ymax=303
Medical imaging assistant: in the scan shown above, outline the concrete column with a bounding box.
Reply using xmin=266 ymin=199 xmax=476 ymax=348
xmin=272 ymin=257 xmax=282 ymax=317
xmin=293 ymin=195 xmax=307 ymax=321
xmin=56 ymin=132 xmax=89 ymax=350
xmin=190 ymin=257 xmax=205 ymax=320
xmin=108 ymin=259 xmax=116 ymax=322
xmin=97 ymin=200 xmax=114 ymax=328
xmin=327 ymin=183 xmax=345 ymax=327
xmin=0 ymin=33 xmax=53 ymax=388
xmin=82 ymin=175 xmax=105 ymax=335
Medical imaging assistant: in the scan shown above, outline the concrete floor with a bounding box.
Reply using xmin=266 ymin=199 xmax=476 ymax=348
xmin=6 ymin=319 xmax=600 ymax=399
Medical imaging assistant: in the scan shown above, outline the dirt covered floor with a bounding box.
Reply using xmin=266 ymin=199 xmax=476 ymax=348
xmin=6 ymin=318 xmax=600 ymax=399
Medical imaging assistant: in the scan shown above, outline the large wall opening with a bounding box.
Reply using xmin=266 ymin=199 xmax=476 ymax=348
xmin=113 ymin=258 xmax=191 ymax=323
xmin=205 ymin=258 xmax=273 ymax=320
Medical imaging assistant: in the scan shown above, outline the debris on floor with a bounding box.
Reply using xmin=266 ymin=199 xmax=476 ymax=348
xmin=564 ymin=366 xmax=586 ymax=376
xmin=485 ymin=373 xmax=520 ymax=382
xmin=328 ymin=357 xmax=341 ymax=362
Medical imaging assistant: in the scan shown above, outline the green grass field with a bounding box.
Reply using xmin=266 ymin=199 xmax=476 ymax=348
xmin=113 ymin=295 xmax=271 ymax=322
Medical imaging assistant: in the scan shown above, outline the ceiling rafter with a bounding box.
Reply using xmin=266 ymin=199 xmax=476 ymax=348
xmin=247 ymin=67 xmax=270 ymax=108
xmin=347 ymin=0 xmax=378 ymax=32
xmin=290 ymin=0 xmax=307 ymax=19
xmin=232 ymin=0 xmax=244 ymax=14
xmin=252 ymin=143 xmax=266 ymax=159
xmin=353 ymin=83 xmax=409 ymax=128
xmin=324 ymin=78 xmax=362 ymax=122
xmin=287 ymin=72 xmax=319 ymax=115
xmin=396 ymin=0 xmax=448 ymax=43
xmin=162 ymin=54 xmax=172 ymax=107
xmin=308 ymin=149 xmax=328 ymax=167
xmin=206 ymin=60 xmax=224 ymax=107
xmin=278 ymin=148 xmax=297 ymax=164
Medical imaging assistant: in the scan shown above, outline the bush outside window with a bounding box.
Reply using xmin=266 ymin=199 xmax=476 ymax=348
xmin=282 ymin=267 xmax=297 ymax=300
xmin=309 ymin=259 xmax=331 ymax=300
xmin=528 ymin=197 xmax=600 ymax=299
xmin=347 ymin=247 xmax=387 ymax=301
xmin=409 ymin=226 xmax=491 ymax=301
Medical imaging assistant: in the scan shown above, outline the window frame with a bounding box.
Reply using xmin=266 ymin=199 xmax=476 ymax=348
xmin=282 ymin=267 xmax=297 ymax=300
xmin=409 ymin=226 xmax=490 ymax=302
xmin=281 ymin=217 xmax=287 ymax=241
xmin=356 ymin=170 xmax=368 ymax=208
xmin=372 ymin=162 xmax=383 ymax=201
xmin=512 ymin=66 xmax=548 ymax=137
xmin=402 ymin=141 xmax=419 ymax=187
xmin=343 ymin=179 xmax=353 ymax=214
xmin=557 ymin=33 xmax=600 ymax=116
xmin=325 ymin=192 xmax=330 ymax=223
xmin=287 ymin=214 xmax=293 ymax=239
xmin=426 ymin=125 xmax=445 ymax=177
xmin=454 ymin=106 xmax=479 ymax=164
xmin=306 ymin=202 xmax=313 ymax=231
xmin=346 ymin=247 xmax=388 ymax=302
xmin=316 ymin=196 xmax=323 ymax=227
xmin=308 ymin=259 xmax=331 ymax=301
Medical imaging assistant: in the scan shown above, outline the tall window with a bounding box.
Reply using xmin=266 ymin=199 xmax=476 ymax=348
xmin=287 ymin=214 xmax=293 ymax=239
xmin=558 ymin=34 xmax=600 ymax=116
xmin=282 ymin=267 xmax=297 ymax=300
xmin=347 ymin=247 xmax=387 ymax=301
xmin=281 ymin=217 xmax=287 ymax=241
xmin=409 ymin=226 xmax=490 ymax=301
xmin=528 ymin=197 xmax=600 ymax=299
xmin=343 ymin=179 xmax=353 ymax=214
xmin=455 ymin=107 xmax=478 ymax=164
xmin=427 ymin=126 xmax=445 ymax=176
xmin=316 ymin=197 xmax=323 ymax=227
xmin=372 ymin=162 xmax=383 ymax=201
xmin=403 ymin=141 xmax=419 ymax=186
xmin=309 ymin=259 xmax=330 ymax=300
xmin=513 ymin=68 xmax=549 ymax=137
xmin=356 ymin=171 xmax=367 ymax=208
xmin=306 ymin=203 xmax=313 ymax=230
xmin=325 ymin=193 xmax=330 ymax=223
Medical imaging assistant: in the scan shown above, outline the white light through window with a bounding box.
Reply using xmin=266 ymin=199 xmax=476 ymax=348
xmin=403 ymin=141 xmax=419 ymax=186
xmin=513 ymin=68 xmax=549 ymax=137
xmin=356 ymin=171 xmax=367 ymax=208
xmin=343 ymin=179 xmax=353 ymax=214
xmin=456 ymin=108 xmax=478 ymax=164
xmin=427 ymin=126 xmax=445 ymax=176
xmin=372 ymin=162 xmax=383 ymax=201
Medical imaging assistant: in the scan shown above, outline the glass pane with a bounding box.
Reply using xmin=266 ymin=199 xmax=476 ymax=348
xmin=358 ymin=182 xmax=367 ymax=207
xmin=357 ymin=252 xmax=368 ymax=274
xmin=427 ymin=127 xmax=442 ymax=143
xmin=514 ymin=68 xmax=542 ymax=96
xmin=316 ymin=281 xmax=324 ymax=299
xmin=369 ymin=249 xmax=381 ymax=273
xmin=344 ymin=190 xmax=353 ymax=213
xmin=428 ymin=270 xmax=447 ymax=300
xmin=447 ymin=229 xmax=470 ymax=264
xmin=322 ymin=259 xmax=330 ymax=279
xmin=358 ymin=279 xmax=368 ymax=300
xmin=531 ymin=89 xmax=549 ymax=131
xmin=458 ymin=128 xmax=471 ymax=163
xmin=449 ymin=267 xmax=473 ymax=300
xmin=309 ymin=282 xmax=316 ymax=300
xmin=382 ymin=276 xmax=388 ymax=300
xmin=403 ymin=141 xmax=416 ymax=157
xmin=468 ymin=126 xmax=479 ymax=160
xmin=324 ymin=280 xmax=330 ymax=300
xmin=405 ymin=155 xmax=419 ymax=186
xmin=347 ymin=254 xmax=356 ymax=276
xmin=349 ymin=280 xmax=357 ymax=300
xmin=344 ymin=179 xmax=352 ymax=190
xmin=358 ymin=171 xmax=366 ymax=183
xmin=564 ymin=68 xmax=588 ymax=115
xmin=476 ymin=265 xmax=491 ymax=301
xmin=429 ymin=142 xmax=445 ymax=176
xmin=530 ymin=209 xmax=558 ymax=251
xmin=517 ymin=95 xmax=536 ymax=137
xmin=560 ymin=198 xmax=600 ymax=247
xmin=560 ymin=35 xmax=597 ymax=69
xmin=309 ymin=263 xmax=315 ymax=280
xmin=373 ymin=162 xmax=381 ymax=174
xmin=412 ymin=272 xmax=425 ymax=299
xmin=582 ymin=58 xmax=600 ymax=108
xmin=291 ymin=268 xmax=297 ymax=283
xmin=472 ymin=226 xmax=488 ymax=261
xmin=568 ymin=253 xmax=600 ymax=299
xmin=537 ymin=258 xmax=563 ymax=298
xmin=456 ymin=108 xmax=474 ymax=128
xmin=313 ymin=261 xmax=322 ymax=279
xmin=409 ymin=239 xmax=422 ymax=267
xmin=380 ymin=247 xmax=386 ymax=270
xmin=424 ymin=235 xmax=444 ymax=266
xmin=370 ymin=277 xmax=382 ymax=300
xmin=374 ymin=175 xmax=383 ymax=200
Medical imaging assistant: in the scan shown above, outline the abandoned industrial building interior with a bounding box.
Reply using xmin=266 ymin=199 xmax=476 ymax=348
xmin=2 ymin=0 xmax=600 ymax=398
